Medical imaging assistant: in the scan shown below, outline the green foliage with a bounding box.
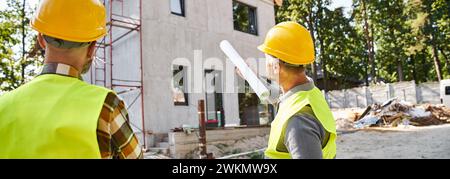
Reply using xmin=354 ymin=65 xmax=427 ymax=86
xmin=320 ymin=7 xmax=367 ymax=88
xmin=275 ymin=0 xmax=449 ymax=88
xmin=0 ymin=0 xmax=42 ymax=94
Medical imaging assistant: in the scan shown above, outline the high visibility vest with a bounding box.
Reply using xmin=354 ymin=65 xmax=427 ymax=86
xmin=0 ymin=74 xmax=112 ymax=159
xmin=265 ymin=87 xmax=337 ymax=159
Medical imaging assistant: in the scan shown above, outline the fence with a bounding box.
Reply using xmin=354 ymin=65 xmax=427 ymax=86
xmin=325 ymin=81 xmax=441 ymax=109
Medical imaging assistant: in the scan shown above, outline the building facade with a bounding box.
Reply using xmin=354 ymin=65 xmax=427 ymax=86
xmin=85 ymin=0 xmax=276 ymax=147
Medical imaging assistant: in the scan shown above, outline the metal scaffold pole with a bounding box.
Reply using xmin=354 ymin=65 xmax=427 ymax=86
xmin=93 ymin=0 xmax=147 ymax=149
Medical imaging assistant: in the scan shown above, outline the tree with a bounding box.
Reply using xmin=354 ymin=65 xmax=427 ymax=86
xmin=352 ymin=0 xmax=380 ymax=83
xmin=371 ymin=1 xmax=411 ymax=82
xmin=276 ymin=0 xmax=339 ymax=89
xmin=406 ymin=0 xmax=449 ymax=81
xmin=276 ymin=0 xmax=372 ymax=89
xmin=431 ymin=0 xmax=450 ymax=77
xmin=0 ymin=0 xmax=41 ymax=94
xmin=276 ymin=0 xmax=323 ymax=82
xmin=314 ymin=0 xmax=331 ymax=91
xmin=275 ymin=0 xmax=449 ymax=88
xmin=321 ymin=7 xmax=367 ymax=88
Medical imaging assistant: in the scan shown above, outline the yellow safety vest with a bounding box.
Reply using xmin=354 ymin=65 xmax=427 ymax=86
xmin=0 ymin=74 xmax=112 ymax=159
xmin=265 ymin=87 xmax=337 ymax=159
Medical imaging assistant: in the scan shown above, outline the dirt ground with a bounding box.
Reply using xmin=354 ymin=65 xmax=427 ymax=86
xmin=201 ymin=124 xmax=450 ymax=159
xmin=332 ymin=107 xmax=450 ymax=159
xmin=146 ymin=108 xmax=450 ymax=159
xmin=202 ymin=135 xmax=268 ymax=159
xmin=174 ymin=123 xmax=450 ymax=159
xmin=337 ymin=124 xmax=450 ymax=159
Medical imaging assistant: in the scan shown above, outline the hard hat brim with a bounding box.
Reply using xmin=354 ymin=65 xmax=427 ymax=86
xmin=257 ymin=44 xmax=314 ymax=65
xmin=31 ymin=15 xmax=106 ymax=43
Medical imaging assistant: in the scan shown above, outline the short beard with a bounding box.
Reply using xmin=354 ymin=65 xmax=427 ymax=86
xmin=81 ymin=59 xmax=93 ymax=74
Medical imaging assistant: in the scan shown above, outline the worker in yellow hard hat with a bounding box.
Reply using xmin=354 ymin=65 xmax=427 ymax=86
xmin=0 ymin=0 xmax=142 ymax=159
xmin=259 ymin=22 xmax=337 ymax=159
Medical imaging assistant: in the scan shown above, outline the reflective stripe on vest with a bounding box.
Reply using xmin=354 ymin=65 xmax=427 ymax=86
xmin=0 ymin=74 xmax=112 ymax=158
xmin=265 ymin=87 xmax=337 ymax=159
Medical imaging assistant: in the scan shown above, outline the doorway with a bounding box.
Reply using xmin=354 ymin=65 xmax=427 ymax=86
xmin=204 ymin=69 xmax=225 ymax=128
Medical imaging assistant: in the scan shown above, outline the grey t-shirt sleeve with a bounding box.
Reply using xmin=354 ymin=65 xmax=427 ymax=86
xmin=284 ymin=114 xmax=326 ymax=159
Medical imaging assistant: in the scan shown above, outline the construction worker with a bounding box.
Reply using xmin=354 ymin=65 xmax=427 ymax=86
xmin=0 ymin=0 xmax=142 ymax=159
xmin=258 ymin=22 xmax=337 ymax=159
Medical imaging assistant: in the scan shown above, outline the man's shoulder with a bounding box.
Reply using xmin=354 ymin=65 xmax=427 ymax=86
xmin=287 ymin=106 xmax=325 ymax=134
xmin=288 ymin=112 xmax=321 ymax=130
xmin=102 ymin=92 xmax=124 ymax=111
xmin=293 ymin=105 xmax=317 ymax=121
xmin=0 ymin=84 xmax=29 ymax=106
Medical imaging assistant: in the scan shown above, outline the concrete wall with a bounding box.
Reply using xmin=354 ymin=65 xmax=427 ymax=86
xmin=326 ymin=81 xmax=441 ymax=109
xmin=141 ymin=0 xmax=275 ymax=143
xmin=390 ymin=81 xmax=418 ymax=104
xmin=417 ymin=82 xmax=441 ymax=104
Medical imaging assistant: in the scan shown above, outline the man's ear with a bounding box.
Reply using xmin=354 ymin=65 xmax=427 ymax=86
xmin=86 ymin=41 xmax=97 ymax=58
xmin=37 ymin=33 xmax=46 ymax=49
xmin=273 ymin=61 xmax=280 ymax=75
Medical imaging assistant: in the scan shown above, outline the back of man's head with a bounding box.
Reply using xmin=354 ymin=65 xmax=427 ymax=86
xmin=43 ymin=35 xmax=93 ymax=50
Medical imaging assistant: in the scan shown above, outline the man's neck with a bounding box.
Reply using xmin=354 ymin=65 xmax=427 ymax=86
xmin=44 ymin=57 xmax=84 ymax=72
xmin=280 ymin=76 xmax=309 ymax=93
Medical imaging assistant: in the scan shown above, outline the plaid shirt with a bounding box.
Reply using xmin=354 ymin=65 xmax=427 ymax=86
xmin=40 ymin=63 xmax=143 ymax=159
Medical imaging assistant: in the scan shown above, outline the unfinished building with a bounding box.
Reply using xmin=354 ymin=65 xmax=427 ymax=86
xmin=83 ymin=0 xmax=277 ymax=151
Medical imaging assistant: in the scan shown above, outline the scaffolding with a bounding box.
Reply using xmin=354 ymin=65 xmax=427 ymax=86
xmin=89 ymin=0 xmax=147 ymax=149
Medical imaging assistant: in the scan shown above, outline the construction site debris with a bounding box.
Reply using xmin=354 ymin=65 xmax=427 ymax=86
xmin=352 ymin=100 xmax=450 ymax=129
xmin=354 ymin=115 xmax=379 ymax=129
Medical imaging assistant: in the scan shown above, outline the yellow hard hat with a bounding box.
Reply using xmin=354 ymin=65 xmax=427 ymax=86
xmin=31 ymin=0 xmax=106 ymax=42
xmin=258 ymin=22 xmax=315 ymax=65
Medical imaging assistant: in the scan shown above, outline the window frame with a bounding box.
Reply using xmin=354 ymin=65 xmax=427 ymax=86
xmin=232 ymin=0 xmax=259 ymax=36
xmin=170 ymin=0 xmax=186 ymax=17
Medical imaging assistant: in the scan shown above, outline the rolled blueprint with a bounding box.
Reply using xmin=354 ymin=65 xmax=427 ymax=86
xmin=220 ymin=40 xmax=270 ymax=101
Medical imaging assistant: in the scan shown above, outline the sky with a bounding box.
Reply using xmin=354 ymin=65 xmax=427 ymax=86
xmin=329 ymin=0 xmax=353 ymax=10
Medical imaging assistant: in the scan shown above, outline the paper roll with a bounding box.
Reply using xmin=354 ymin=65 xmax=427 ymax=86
xmin=220 ymin=40 xmax=270 ymax=101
